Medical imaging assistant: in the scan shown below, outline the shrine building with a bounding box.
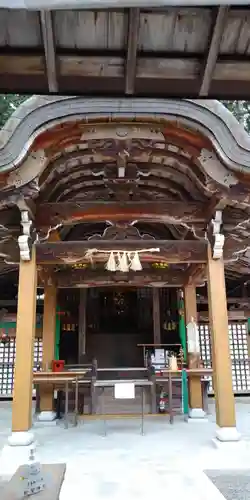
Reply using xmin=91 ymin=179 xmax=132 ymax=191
xmin=0 ymin=96 xmax=250 ymax=453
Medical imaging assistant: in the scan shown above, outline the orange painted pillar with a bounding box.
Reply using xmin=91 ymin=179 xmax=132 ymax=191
xmin=207 ymin=243 xmax=240 ymax=441
xmin=184 ymin=283 xmax=204 ymax=418
xmin=38 ymin=279 xmax=57 ymax=421
xmin=11 ymin=247 xmax=37 ymax=442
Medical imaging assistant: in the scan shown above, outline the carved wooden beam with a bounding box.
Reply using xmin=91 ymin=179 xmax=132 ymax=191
xmin=55 ymin=268 xmax=202 ymax=288
xmin=36 ymin=239 xmax=208 ymax=264
xmin=36 ymin=201 xmax=206 ymax=227
xmin=184 ymin=263 xmax=207 ymax=285
xmin=224 ymin=236 xmax=250 ymax=259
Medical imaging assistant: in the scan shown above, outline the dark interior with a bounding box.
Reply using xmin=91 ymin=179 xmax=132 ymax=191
xmin=59 ymin=287 xmax=181 ymax=368
xmin=98 ymin=290 xmax=138 ymax=334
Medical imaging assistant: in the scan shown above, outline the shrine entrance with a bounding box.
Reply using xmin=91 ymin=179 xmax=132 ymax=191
xmin=59 ymin=287 xmax=181 ymax=369
xmin=1 ymin=96 xmax=250 ymax=446
xmin=89 ymin=288 xmax=140 ymax=334
xmin=87 ymin=287 xmax=150 ymax=368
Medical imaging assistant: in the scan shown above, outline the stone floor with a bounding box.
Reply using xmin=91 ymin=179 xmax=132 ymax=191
xmin=1 ymin=399 xmax=250 ymax=499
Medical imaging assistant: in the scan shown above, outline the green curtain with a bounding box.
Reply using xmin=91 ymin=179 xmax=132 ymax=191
xmin=178 ymin=297 xmax=187 ymax=360
xmin=248 ymin=318 xmax=250 ymax=334
xmin=181 ymin=369 xmax=189 ymax=418
xmin=178 ymin=296 xmax=189 ymax=415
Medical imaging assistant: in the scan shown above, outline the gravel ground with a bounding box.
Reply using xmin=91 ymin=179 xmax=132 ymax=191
xmin=206 ymin=470 xmax=250 ymax=500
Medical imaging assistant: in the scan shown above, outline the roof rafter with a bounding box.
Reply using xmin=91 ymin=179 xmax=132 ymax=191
xmin=125 ymin=8 xmax=140 ymax=95
xmin=199 ymin=6 xmax=229 ymax=97
xmin=40 ymin=10 xmax=58 ymax=93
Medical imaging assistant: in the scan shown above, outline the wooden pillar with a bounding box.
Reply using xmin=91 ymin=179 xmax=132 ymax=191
xmin=12 ymin=248 xmax=37 ymax=433
xmin=78 ymin=289 xmax=87 ymax=362
xmin=184 ymin=283 xmax=203 ymax=414
xmin=207 ymin=243 xmax=236 ymax=432
xmin=40 ymin=279 xmax=57 ymax=414
xmin=153 ymin=288 xmax=161 ymax=344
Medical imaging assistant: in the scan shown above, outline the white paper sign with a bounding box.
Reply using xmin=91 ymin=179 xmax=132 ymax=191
xmin=154 ymin=348 xmax=166 ymax=368
xmin=114 ymin=383 xmax=135 ymax=399
xmin=155 ymin=348 xmax=165 ymax=362
xmin=187 ymin=320 xmax=200 ymax=354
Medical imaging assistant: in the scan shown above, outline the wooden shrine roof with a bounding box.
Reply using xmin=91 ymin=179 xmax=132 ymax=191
xmin=0 ymin=96 xmax=250 ymax=287
xmin=1 ymin=5 xmax=250 ymax=96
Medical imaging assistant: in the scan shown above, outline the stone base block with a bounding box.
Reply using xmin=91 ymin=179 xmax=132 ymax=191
xmin=0 ymin=432 xmax=36 ymax=479
xmin=8 ymin=431 xmax=35 ymax=446
xmin=216 ymin=426 xmax=241 ymax=442
xmin=188 ymin=418 xmax=208 ymax=424
xmin=189 ymin=408 xmax=206 ymax=419
xmin=37 ymin=411 xmax=57 ymax=422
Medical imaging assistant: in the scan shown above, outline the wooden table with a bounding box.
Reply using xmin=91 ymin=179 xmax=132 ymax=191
xmin=93 ymin=379 xmax=153 ymax=435
xmin=160 ymin=368 xmax=213 ymax=377
xmin=33 ymin=370 xmax=87 ymax=428
xmin=186 ymin=368 xmax=213 ymax=377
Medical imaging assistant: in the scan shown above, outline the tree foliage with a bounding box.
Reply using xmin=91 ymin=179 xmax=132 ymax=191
xmin=0 ymin=94 xmax=27 ymax=128
xmin=222 ymin=100 xmax=250 ymax=133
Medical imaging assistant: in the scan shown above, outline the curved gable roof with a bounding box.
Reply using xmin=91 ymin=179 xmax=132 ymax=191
xmin=0 ymin=96 xmax=249 ymax=176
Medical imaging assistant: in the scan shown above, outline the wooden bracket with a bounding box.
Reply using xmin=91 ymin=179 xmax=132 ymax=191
xmin=18 ymin=210 xmax=33 ymax=261
xmin=207 ymin=210 xmax=225 ymax=259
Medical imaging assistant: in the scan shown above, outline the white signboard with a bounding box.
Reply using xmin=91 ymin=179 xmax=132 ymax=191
xmin=154 ymin=348 xmax=166 ymax=368
xmin=114 ymin=382 xmax=135 ymax=399
xmin=187 ymin=320 xmax=200 ymax=354
xmin=155 ymin=348 xmax=165 ymax=362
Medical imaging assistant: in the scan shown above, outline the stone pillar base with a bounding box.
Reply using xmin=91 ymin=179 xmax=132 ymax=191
xmin=216 ymin=426 xmax=241 ymax=442
xmin=0 ymin=431 xmax=35 ymax=479
xmin=189 ymin=408 xmax=206 ymax=419
xmin=37 ymin=411 xmax=56 ymax=422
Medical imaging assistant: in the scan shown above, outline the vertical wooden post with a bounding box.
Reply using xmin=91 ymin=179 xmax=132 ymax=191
xmin=184 ymin=283 xmax=203 ymax=416
xmin=39 ymin=279 xmax=57 ymax=416
xmin=207 ymin=244 xmax=239 ymax=439
xmin=78 ymin=289 xmax=87 ymax=362
xmin=12 ymin=248 xmax=37 ymax=434
xmin=152 ymin=288 xmax=161 ymax=345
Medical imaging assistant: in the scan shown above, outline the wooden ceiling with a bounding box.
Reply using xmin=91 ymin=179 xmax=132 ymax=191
xmin=1 ymin=6 xmax=250 ymax=97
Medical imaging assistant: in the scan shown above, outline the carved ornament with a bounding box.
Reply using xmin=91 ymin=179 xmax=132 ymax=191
xmin=198 ymin=149 xmax=238 ymax=188
xmin=88 ymin=223 xmax=155 ymax=241
xmin=208 ymin=210 xmax=225 ymax=259
xmin=18 ymin=210 xmax=32 ymax=261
